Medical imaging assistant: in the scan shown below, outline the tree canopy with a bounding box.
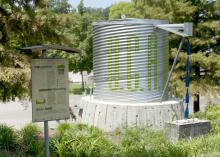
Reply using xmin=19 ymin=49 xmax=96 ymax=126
xmin=109 ymin=2 xmax=141 ymax=19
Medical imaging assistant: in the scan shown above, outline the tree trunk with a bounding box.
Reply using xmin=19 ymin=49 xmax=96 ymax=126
xmin=193 ymin=93 xmax=200 ymax=112
xmin=81 ymin=71 xmax=84 ymax=91
xmin=3 ymin=85 xmax=6 ymax=102
xmin=193 ymin=63 xmax=200 ymax=112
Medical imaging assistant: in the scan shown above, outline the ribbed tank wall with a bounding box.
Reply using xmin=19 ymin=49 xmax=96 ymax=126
xmin=93 ymin=19 xmax=169 ymax=103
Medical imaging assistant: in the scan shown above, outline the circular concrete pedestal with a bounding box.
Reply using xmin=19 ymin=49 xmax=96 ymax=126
xmin=79 ymin=96 xmax=184 ymax=132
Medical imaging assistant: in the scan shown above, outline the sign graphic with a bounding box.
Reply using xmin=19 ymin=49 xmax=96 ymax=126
xmin=31 ymin=59 xmax=69 ymax=122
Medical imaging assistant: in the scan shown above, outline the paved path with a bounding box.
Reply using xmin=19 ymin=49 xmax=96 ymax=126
xmin=0 ymin=95 xmax=82 ymax=130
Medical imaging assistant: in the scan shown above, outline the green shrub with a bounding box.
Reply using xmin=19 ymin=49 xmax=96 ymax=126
xmin=196 ymin=134 xmax=220 ymax=156
xmin=69 ymin=83 xmax=83 ymax=95
xmin=56 ymin=122 xmax=71 ymax=136
xmin=0 ymin=150 xmax=15 ymax=157
xmin=202 ymin=152 xmax=220 ymax=157
xmin=173 ymin=133 xmax=220 ymax=157
xmin=193 ymin=104 xmax=220 ymax=134
xmin=0 ymin=149 xmax=26 ymax=157
xmin=0 ymin=124 xmax=17 ymax=150
xmin=50 ymin=124 xmax=116 ymax=157
xmin=166 ymin=143 xmax=190 ymax=157
xmin=116 ymin=127 xmax=189 ymax=157
xmin=19 ymin=123 xmax=43 ymax=156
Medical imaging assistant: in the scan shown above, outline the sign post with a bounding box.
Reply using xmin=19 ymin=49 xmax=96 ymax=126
xmin=44 ymin=121 xmax=49 ymax=157
xmin=21 ymin=45 xmax=80 ymax=157
xmin=31 ymin=58 xmax=69 ymax=157
xmin=42 ymin=51 xmax=49 ymax=157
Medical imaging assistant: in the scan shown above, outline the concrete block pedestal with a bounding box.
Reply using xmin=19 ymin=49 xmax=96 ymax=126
xmin=79 ymin=96 xmax=184 ymax=132
xmin=165 ymin=119 xmax=211 ymax=142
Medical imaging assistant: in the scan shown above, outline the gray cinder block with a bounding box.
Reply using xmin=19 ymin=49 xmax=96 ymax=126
xmin=165 ymin=118 xmax=211 ymax=142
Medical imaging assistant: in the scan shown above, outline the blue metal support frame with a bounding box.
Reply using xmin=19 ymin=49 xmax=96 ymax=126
xmin=184 ymin=40 xmax=191 ymax=118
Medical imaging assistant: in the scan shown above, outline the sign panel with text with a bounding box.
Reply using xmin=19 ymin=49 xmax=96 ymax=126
xmin=31 ymin=59 xmax=69 ymax=122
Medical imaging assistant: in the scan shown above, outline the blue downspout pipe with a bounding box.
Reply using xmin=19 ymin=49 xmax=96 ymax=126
xmin=184 ymin=40 xmax=190 ymax=119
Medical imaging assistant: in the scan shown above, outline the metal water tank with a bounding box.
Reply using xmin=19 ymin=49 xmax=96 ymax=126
xmin=93 ymin=19 xmax=169 ymax=103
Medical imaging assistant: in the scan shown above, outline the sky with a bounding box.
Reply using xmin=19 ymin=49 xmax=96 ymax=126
xmin=69 ymin=0 xmax=131 ymax=8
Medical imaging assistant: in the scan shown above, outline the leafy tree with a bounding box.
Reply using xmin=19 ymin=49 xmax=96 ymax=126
xmin=48 ymin=0 xmax=73 ymax=13
xmin=46 ymin=2 xmax=95 ymax=90
xmin=166 ymin=0 xmax=220 ymax=112
xmin=59 ymin=1 xmax=107 ymax=90
xmin=64 ymin=12 xmax=93 ymax=90
xmin=0 ymin=0 xmax=69 ymax=101
xmin=86 ymin=7 xmax=110 ymax=20
xmin=77 ymin=0 xmax=86 ymax=15
xmin=109 ymin=2 xmax=141 ymax=19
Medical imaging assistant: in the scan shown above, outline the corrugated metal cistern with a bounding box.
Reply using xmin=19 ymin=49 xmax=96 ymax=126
xmin=93 ymin=19 xmax=169 ymax=103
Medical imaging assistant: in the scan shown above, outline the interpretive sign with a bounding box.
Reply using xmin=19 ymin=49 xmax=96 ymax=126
xmin=31 ymin=59 xmax=69 ymax=122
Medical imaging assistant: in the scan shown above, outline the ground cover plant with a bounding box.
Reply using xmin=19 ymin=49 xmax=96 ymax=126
xmin=0 ymin=124 xmax=18 ymax=150
xmin=69 ymin=83 xmax=84 ymax=95
xmin=193 ymin=104 xmax=220 ymax=134
xmin=0 ymin=104 xmax=220 ymax=157
xmin=0 ymin=124 xmax=43 ymax=157
xmin=69 ymin=83 xmax=92 ymax=95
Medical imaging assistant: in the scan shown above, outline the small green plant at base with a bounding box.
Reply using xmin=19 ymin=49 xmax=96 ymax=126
xmin=19 ymin=123 xmax=43 ymax=156
xmin=0 ymin=124 xmax=17 ymax=150
xmin=193 ymin=104 xmax=220 ymax=134
xmin=0 ymin=149 xmax=27 ymax=157
xmin=0 ymin=150 xmax=15 ymax=157
xmin=202 ymin=152 xmax=220 ymax=157
xmin=50 ymin=124 xmax=116 ymax=157
xmin=56 ymin=122 xmax=71 ymax=136
xmin=116 ymin=127 xmax=189 ymax=157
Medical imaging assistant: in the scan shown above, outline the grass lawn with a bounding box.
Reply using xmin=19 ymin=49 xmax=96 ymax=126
xmin=69 ymin=83 xmax=84 ymax=95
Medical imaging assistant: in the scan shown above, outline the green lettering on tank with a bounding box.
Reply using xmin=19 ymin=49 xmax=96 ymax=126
xmin=135 ymin=73 xmax=139 ymax=89
xmin=108 ymin=35 xmax=142 ymax=92
xmin=154 ymin=33 xmax=158 ymax=90
xmin=127 ymin=37 xmax=132 ymax=90
xmin=115 ymin=37 xmax=119 ymax=89
xmin=134 ymin=36 xmax=140 ymax=91
xmin=127 ymin=36 xmax=140 ymax=91
xmin=108 ymin=37 xmax=120 ymax=90
xmin=147 ymin=34 xmax=152 ymax=91
xmin=108 ymin=37 xmax=112 ymax=89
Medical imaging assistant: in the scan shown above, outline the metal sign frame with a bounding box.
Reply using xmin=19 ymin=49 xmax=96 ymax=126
xmin=31 ymin=58 xmax=69 ymax=122
xmin=21 ymin=45 xmax=80 ymax=157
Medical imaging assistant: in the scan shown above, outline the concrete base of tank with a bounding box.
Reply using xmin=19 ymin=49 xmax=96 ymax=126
xmin=78 ymin=96 xmax=184 ymax=132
